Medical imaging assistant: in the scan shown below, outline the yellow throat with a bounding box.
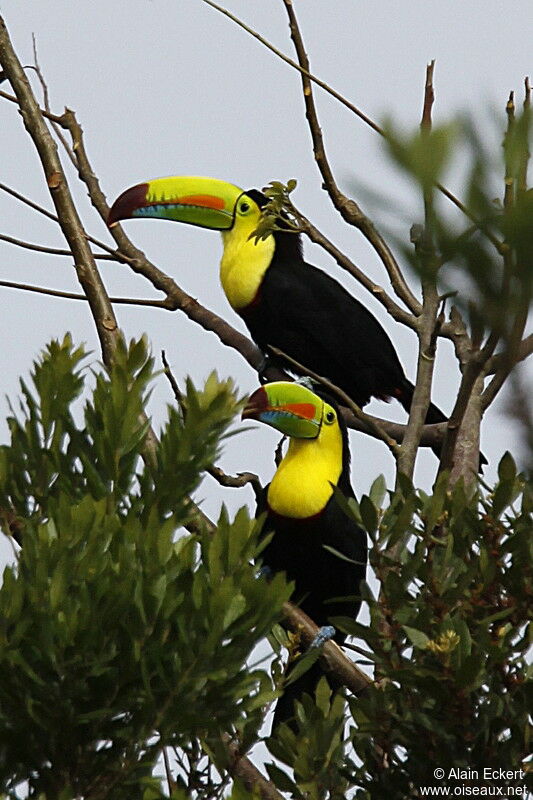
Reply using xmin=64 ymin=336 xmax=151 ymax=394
xmin=220 ymin=215 xmax=275 ymax=311
xmin=267 ymin=419 xmax=344 ymax=519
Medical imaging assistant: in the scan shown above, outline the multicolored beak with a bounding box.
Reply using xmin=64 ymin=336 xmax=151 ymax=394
xmin=242 ymin=381 xmax=323 ymax=439
xmin=108 ymin=176 xmax=245 ymax=230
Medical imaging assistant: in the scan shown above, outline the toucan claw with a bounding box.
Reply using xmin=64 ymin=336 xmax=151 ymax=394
xmin=310 ymin=625 xmax=336 ymax=649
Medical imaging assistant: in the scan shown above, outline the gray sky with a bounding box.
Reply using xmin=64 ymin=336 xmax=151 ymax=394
xmin=0 ymin=1 xmax=531 ymax=561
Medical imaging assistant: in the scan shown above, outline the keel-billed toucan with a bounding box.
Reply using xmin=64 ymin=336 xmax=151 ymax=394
xmin=242 ymin=380 xmax=366 ymax=728
xmin=108 ymin=176 xmax=447 ymax=433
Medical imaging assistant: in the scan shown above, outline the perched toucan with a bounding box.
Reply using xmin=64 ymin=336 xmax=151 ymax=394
xmin=242 ymin=380 xmax=366 ymax=728
xmin=108 ymin=176 xmax=447 ymax=433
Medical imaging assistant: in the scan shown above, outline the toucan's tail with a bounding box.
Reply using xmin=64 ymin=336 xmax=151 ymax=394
xmin=395 ymin=379 xmax=486 ymax=469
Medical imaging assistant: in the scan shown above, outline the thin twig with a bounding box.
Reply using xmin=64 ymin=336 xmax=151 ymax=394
xmin=201 ymin=0 xmax=504 ymax=256
xmin=28 ymin=34 xmax=77 ymax=168
xmin=200 ymin=0 xmax=382 ymax=134
xmin=0 ymin=181 xmax=125 ymax=257
xmin=289 ymin=204 xmax=417 ymax=329
xmin=222 ymin=734 xmax=284 ymax=800
xmin=281 ymin=0 xmax=421 ymax=316
xmin=0 ymin=16 xmax=119 ymax=363
xmin=0 ymin=231 xmax=116 ymax=259
xmin=396 ymin=62 xmax=441 ymax=480
xmin=268 ymin=345 xmax=401 ymax=458
xmin=485 ymin=333 xmax=533 ymax=375
xmin=421 ymin=60 xmax=435 ymax=131
xmin=208 ymin=465 xmax=262 ymax=494
xmin=161 ymin=351 xmax=262 ymax=499
xmin=0 ymin=278 xmax=168 ymax=306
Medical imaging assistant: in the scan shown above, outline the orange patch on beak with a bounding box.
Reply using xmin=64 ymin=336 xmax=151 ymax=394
xmin=272 ymin=403 xmax=317 ymax=419
xmin=177 ymin=194 xmax=226 ymax=210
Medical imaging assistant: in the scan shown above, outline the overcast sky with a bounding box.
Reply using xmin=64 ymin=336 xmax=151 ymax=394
xmin=0 ymin=1 xmax=531 ymax=571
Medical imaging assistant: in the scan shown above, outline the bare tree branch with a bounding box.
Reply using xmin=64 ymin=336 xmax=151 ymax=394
xmin=282 ymin=602 xmax=372 ymax=696
xmin=0 ymin=16 xmax=119 ymax=364
xmin=0 ymin=180 xmax=124 ymax=258
xmin=0 ymin=231 xmax=115 ymax=259
xmin=161 ymin=351 xmax=262 ymax=499
xmin=222 ymin=734 xmax=285 ymax=800
xmin=0 ymin=278 xmax=169 ymax=306
xmin=485 ymin=333 xmax=533 ymax=375
xmin=28 ymin=34 xmax=78 ymax=169
xmin=397 ymin=63 xmax=441 ymax=479
xmin=201 ymin=0 xmax=504 ymax=257
xmin=281 ymin=0 xmax=421 ymax=317
xmin=200 ymin=0 xmax=382 ymax=134
xmin=288 ymin=203 xmax=418 ymax=330
xmin=421 ymin=60 xmax=436 ymax=131
xmin=268 ymin=345 xmax=401 ymax=458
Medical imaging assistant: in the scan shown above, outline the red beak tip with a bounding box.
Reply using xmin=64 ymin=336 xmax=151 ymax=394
xmin=107 ymin=182 xmax=149 ymax=228
xmin=242 ymin=386 xmax=268 ymax=420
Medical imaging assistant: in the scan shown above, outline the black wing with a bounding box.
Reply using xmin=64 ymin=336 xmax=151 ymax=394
xmin=242 ymin=258 xmax=406 ymax=407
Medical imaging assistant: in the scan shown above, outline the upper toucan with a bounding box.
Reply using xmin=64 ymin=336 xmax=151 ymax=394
xmin=108 ymin=176 xmax=448 ymax=436
xmin=241 ymin=379 xmax=366 ymax=728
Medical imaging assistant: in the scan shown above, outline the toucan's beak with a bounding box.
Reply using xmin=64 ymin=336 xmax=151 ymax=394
xmin=242 ymin=381 xmax=323 ymax=439
xmin=108 ymin=176 xmax=244 ymax=230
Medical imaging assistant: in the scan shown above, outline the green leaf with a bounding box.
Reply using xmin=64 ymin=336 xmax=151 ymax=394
xmin=360 ymin=495 xmax=378 ymax=535
xmin=266 ymin=763 xmax=298 ymax=793
xmin=283 ymin=648 xmax=321 ymax=687
xmin=402 ymin=626 xmax=430 ymax=649
xmin=498 ymin=451 xmax=517 ymax=483
xmin=368 ymin=474 xmax=387 ymax=509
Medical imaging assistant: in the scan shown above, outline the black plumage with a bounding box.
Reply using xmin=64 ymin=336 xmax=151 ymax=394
xmin=257 ymin=392 xmax=367 ymax=729
xmin=241 ymin=198 xmax=447 ymax=428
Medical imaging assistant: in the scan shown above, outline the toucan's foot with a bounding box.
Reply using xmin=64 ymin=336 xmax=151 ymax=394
xmin=310 ymin=625 xmax=336 ymax=649
xmin=257 ymin=565 xmax=273 ymax=581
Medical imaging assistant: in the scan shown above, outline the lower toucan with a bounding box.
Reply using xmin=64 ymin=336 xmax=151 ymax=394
xmin=242 ymin=380 xmax=367 ymax=728
xmin=108 ymin=176 xmax=448 ymax=443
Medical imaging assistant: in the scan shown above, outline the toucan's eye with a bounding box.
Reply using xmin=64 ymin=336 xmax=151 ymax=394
xmin=239 ymin=201 xmax=251 ymax=214
xmin=325 ymin=409 xmax=336 ymax=424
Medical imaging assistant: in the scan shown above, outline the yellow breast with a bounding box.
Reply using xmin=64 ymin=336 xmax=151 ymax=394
xmin=267 ymin=423 xmax=343 ymax=519
xmin=220 ymin=219 xmax=275 ymax=310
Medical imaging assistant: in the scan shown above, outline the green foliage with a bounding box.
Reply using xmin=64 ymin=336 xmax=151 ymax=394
xmin=261 ymin=463 xmax=531 ymax=798
xmin=384 ymin=110 xmax=533 ymax=339
xmin=266 ymin=679 xmax=348 ymax=800
xmin=250 ymin=179 xmax=300 ymax=243
xmin=384 ymin=120 xmax=457 ymax=193
xmin=338 ymin=463 xmax=531 ymax=797
xmin=0 ymin=337 xmax=292 ymax=798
